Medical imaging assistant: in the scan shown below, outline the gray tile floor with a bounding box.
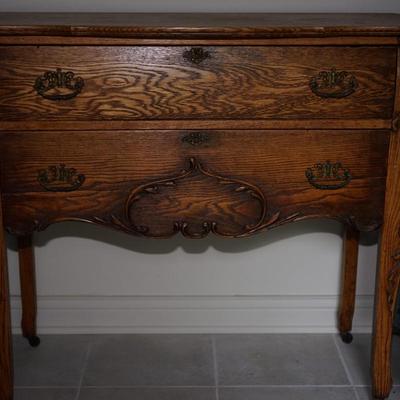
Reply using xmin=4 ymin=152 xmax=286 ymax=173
xmin=13 ymin=334 xmax=400 ymax=400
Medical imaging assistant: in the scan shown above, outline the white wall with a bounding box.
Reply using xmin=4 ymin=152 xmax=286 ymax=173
xmin=0 ymin=0 xmax=399 ymax=12
xmin=2 ymin=0 xmax=398 ymax=334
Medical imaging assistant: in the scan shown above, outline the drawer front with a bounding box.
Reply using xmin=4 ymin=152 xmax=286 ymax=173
xmin=0 ymin=46 xmax=396 ymax=121
xmin=1 ymin=130 xmax=389 ymax=236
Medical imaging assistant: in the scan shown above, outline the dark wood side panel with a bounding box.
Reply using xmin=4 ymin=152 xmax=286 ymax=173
xmin=1 ymin=129 xmax=389 ymax=237
xmin=0 ymin=46 xmax=396 ymax=121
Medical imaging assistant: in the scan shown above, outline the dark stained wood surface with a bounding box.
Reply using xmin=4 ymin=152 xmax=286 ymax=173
xmin=338 ymin=227 xmax=360 ymax=338
xmin=17 ymin=236 xmax=38 ymax=345
xmin=371 ymin=47 xmax=400 ymax=400
xmin=1 ymin=129 xmax=389 ymax=236
xmin=0 ymin=46 xmax=396 ymax=121
xmin=0 ymin=119 xmax=393 ymax=131
xmin=0 ymin=13 xmax=398 ymax=399
xmin=0 ymin=13 xmax=399 ymax=38
xmin=371 ymin=128 xmax=400 ymax=400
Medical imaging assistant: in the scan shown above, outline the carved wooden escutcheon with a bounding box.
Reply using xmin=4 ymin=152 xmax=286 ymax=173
xmin=181 ymin=132 xmax=210 ymax=146
xmin=183 ymin=47 xmax=210 ymax=64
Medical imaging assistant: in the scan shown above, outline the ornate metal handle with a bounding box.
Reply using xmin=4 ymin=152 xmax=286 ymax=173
xmin=38 ymin=164 xmax=85 ymax=192
xmin=305 ymin=161 xmax=351 ymax=190
xmin=310 ymin=68 xmax=358 ymax=99
xmin=34 ymin=68 xmax=84 ymax=101
xmin=183 ymin=48 xmax=210 ymax=64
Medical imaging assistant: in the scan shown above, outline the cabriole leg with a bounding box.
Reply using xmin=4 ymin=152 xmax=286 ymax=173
xmin=17 ymin=235 xmax=40 ymax=348
xmin=339 ymin=226 xmax=360 ymax=344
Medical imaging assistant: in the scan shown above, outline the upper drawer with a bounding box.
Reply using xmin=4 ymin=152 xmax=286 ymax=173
xmin=0 ymin=46 xmax=396 ymax=121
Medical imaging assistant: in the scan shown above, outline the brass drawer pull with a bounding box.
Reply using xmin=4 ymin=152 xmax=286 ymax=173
xmin=183 ymin=47 xmax=210 ymax=64
xmin=310 ymin=68 xmax=358 ymax=99
xmin=306 ymin=161 xmax=351 ymax=190
xmin=182 ymin=132 xmax=210 ymax=146
xmin=34 ymin=68 xmax=84 ymax=101
xmin=38 ymin=164 xmax=85 ymax=192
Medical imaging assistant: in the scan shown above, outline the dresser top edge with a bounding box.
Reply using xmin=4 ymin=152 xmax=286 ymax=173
xmin=0 ymin=13 xmax=399 ymax=38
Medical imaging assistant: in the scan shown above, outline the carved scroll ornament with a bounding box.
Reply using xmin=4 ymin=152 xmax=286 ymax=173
xmin=122 ymin=158 xmax=298 ymax=238
xmin=12 ymin=158 xmax=300 ymax=238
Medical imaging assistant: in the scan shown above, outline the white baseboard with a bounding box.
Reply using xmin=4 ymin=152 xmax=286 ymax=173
xmin=11 ymin=294 xmax=373 ymax=334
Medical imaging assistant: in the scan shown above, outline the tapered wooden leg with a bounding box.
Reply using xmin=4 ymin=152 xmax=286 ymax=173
xmin=338 ymin=226 xmax=360 ymax=344
xmin=371 ymin=128 xmax=400 ymax=399
xmin=17 ymin=235 xmax=40 ymax=348
xmin=0 ymin=196 xmax=14 ymax=400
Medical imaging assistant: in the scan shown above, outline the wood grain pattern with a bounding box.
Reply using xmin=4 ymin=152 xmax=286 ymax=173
xmin=0 ymin=13 xmax=399 ymax=38
xmin=370 ymin=47 xmax=400 ymax=400
xmin=0 ymin=119 xmax=392 ymax=131
xmin=0 ymin=194 xmax=13 ymax=400
xmin=0 ymin=14 xmax=398 ymax=399
xmin=0 ymin=36 xmax=398 ymax=46
xmin=371 ymin=130 xmax=400 ymax=399
xmin=0 ymin=46 xmax=396 ymax=121
xmin=17 ymin=235 xmax=38 ymax=345
xmin=0 ymin=129 xmax=389 ymax=236
xmin=125 ymin=157 xmax=268 ymax=238
xmin=338 ymin=226 xmax=360 ymax=338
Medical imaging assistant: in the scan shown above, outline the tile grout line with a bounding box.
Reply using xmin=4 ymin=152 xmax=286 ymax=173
xmin=49 ymin=384 xmax=357 ymax=389
xmin=332 ymin=334 xmax=361 ymax=400
xmin=212 ymin=335 xmax=220 ymax=400
xmin=74 ymin=341 xmax=93 ymax=400
xmin=17 ymin=384 xmax=382 ymax=389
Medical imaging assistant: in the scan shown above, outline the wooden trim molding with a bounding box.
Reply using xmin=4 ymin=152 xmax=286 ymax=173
xmin=0 ymin=13 xmax=399 ymax=39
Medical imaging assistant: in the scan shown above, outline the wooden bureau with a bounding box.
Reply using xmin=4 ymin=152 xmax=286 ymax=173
xmin=0 ymin=13 xmax=400 ymax=399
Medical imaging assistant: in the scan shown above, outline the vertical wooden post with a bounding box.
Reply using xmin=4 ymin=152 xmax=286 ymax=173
xmin=0 ymin=194 xmax=13 ymax=400
xmin=338 ymin=226 xmax=360 ymax=344
xmin=372 ymin=128 xmax=400 ymax=399
xmin=371 ymin=48 xmax=400 ymax=400
xmin=18 ymin=235 xmax=40 ymax=348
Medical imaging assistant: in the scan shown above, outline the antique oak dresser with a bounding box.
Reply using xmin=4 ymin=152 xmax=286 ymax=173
xmin=0 ymin=13 xmax=400 ymax=399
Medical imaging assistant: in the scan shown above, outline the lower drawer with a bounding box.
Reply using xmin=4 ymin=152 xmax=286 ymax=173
xmin=1 ymin=129 xmax=389 ymax=237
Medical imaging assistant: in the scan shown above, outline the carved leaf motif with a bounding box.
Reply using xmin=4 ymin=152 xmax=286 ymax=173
xmin=124 ymin=158 xmax=269 ymax=238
